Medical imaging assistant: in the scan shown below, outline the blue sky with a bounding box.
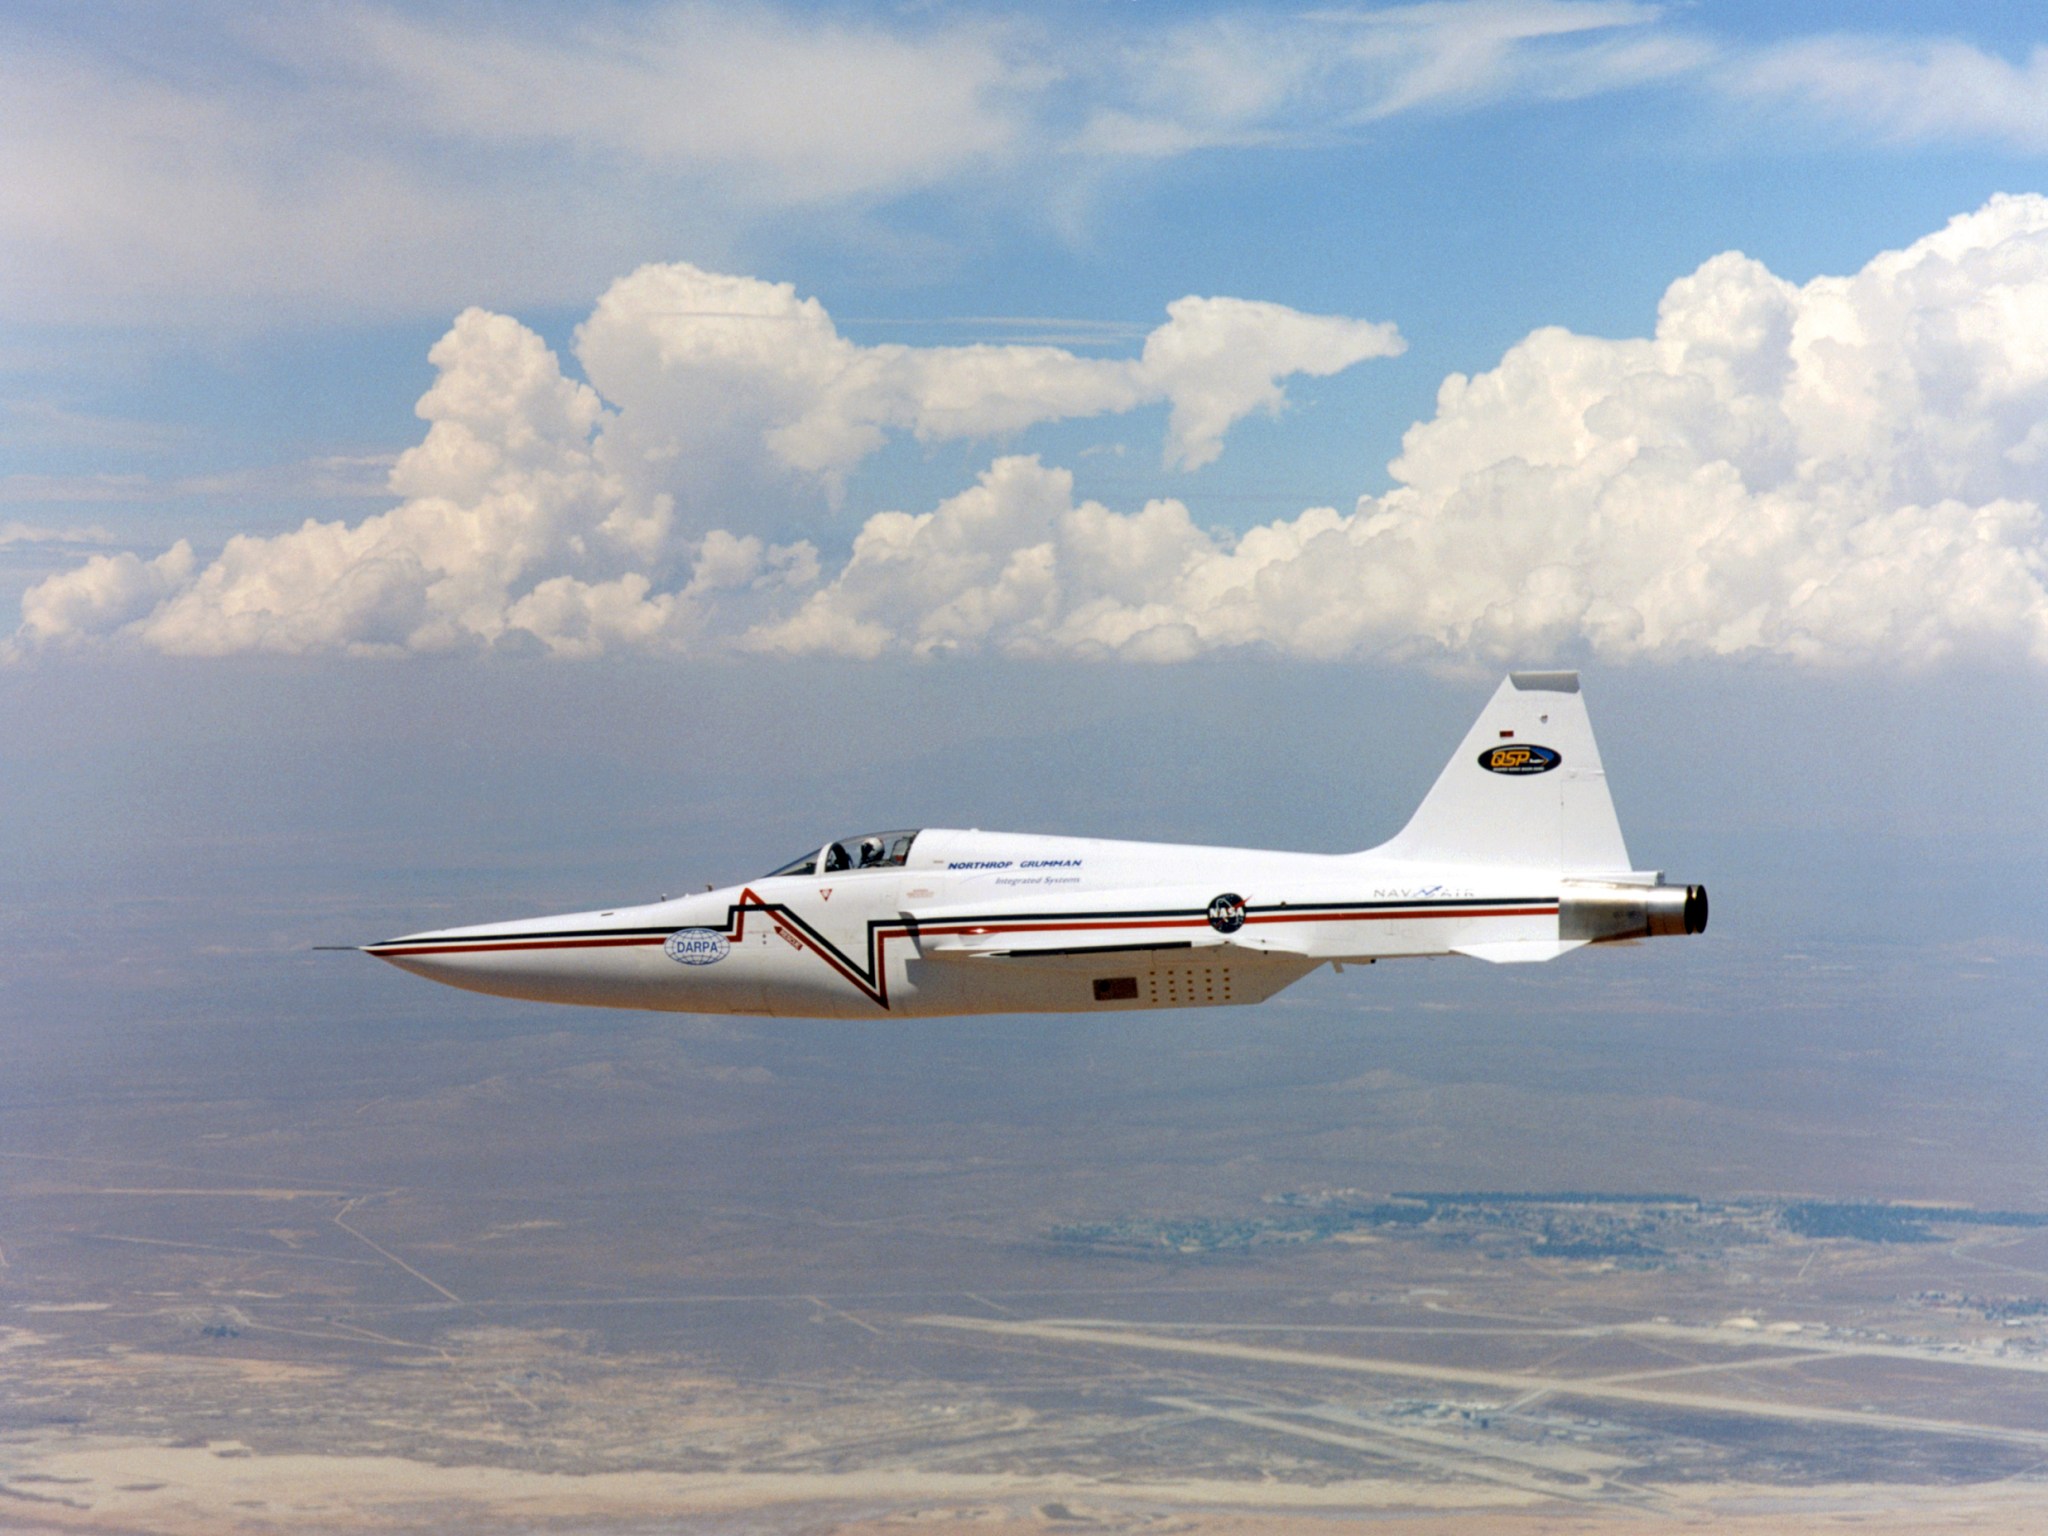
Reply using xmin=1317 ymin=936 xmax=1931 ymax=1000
xmin=5 ymin=0 xmax=2048 ymax=673
xmin=4 ymin=1 xmax=2048 ymax=1235
xmin=12 ymin=27 xmax=2048 ymax=1532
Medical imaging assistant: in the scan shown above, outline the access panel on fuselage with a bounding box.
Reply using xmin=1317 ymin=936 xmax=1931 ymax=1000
xmin=891 ymin=944 xmax=1318 ymax=1018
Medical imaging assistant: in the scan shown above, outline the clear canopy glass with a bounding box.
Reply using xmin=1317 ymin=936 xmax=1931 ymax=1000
xmin=759 ymin=830 xmax=920 ymax=879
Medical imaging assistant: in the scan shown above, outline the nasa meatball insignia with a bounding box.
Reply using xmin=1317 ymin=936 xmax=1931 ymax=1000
xmin=1207 ymin=893 xmax=1247 ymax=933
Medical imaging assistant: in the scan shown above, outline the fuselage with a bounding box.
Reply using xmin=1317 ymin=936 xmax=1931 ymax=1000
xmin=364 ymin=827 xmax=1691 ymax=1018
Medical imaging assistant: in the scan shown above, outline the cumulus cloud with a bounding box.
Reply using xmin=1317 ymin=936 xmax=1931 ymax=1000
xmin=17 ymin=542 xmax=196 ymax=650
xmin=10 ymin=270 xmax=1392 ymax=657
xmin=772 ymin=197 xmax=2048 ymax=666
xmin=576 ymin=266 xmax=1399 ymax=511
xmin=19 ymin=200 xmax=2048 ymax=666
xmin=743 ymin=456 xmax=1225 ymax=661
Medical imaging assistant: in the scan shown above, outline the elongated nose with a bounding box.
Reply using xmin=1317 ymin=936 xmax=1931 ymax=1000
xmin=362 ymin=913 xmax=676 ymax=1004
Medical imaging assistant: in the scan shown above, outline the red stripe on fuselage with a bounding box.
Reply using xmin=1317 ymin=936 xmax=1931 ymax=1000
xmin=368 ymin=935 xmax=668 ymax=958
xmin=1246 ymin=905 xmax=1559 ymax=924
xmin=739 ymin=900 xmax=1563 ymax=1010
xmin=369 ymin=897 xmax=1561 ymax=1005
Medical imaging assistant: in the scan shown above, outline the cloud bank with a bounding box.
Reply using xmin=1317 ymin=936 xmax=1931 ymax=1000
xmin=15 ymin=273 xmax=1397 ymax=658
xmin=19 ymin=198 xmax=2048 ymax=667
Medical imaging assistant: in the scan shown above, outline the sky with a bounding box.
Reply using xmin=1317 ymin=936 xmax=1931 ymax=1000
xmin=3 ymin=0 xmax=2047 ymax=671
xmin=13 ymin=19 xmax=2048 ymax=1526
xmin=8 ymin=26 xmax=2048 ymax=1466
xmin=2 ymin=0 xmax=2046 ymax=974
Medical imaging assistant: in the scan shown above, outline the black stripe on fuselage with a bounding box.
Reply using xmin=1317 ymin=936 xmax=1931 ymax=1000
xmin=367 ymin=894 xmax=1555 ymax=1011
xmin=364 ymin=926 xmax=675 ymax=954
xmin=769 ymin=893 xmax=1560 ymax=1009
xmin=983 ymin=940 xmax=1197 ymax=959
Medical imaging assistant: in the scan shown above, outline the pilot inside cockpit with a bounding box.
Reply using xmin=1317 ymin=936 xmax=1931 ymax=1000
xmin=761 ymin=829 xmax=920 ymax=880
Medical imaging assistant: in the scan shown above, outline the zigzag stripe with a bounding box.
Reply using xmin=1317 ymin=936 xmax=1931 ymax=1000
xmin=368 ymin=892 xmax=1559 ymax=1011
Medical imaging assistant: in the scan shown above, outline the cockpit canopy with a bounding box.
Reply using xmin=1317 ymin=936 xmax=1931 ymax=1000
xmin=761 ymin=829 xmax=921 ymax=879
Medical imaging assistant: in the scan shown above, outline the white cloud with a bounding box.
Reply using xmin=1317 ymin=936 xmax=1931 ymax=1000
xmin=771 ymin=197 xmax=2048 ymax=666
xmin=1071 ymin=1 xmax=1695 ymax=156
xmin=10 ymin=270 xmax=1393 ymax=657
xmin=0 ymin=520 xmax=115 ymax=548
xmin=20 ymin=200 xmax=2048 ymax=666
xmin=1140 ymin=296 xmax=1406 ymax=469
xmin=1729 ymin=36 xmax=2048 ymax=151
xmin=754 ymin=198 xmax=2048 ymax=666
xmin=15 ymin=0 xmax=2000 ymax=325
xmin=574 ymin=266 xmax=1401 ymax=513
xmin=46 ymin=309 xmax=631 ymax=657
xmin=339 ymin=6 xmax=1027 ymax=205
xmin=16 ymin=4 xmax=1683 ymax=317
xmin=0 ymin=4 xmax=1033 ymax=322
xmin=0 ymin=39 xmax=479 ymax=323
xmin=742 ymin=456 xmax=1226 ymax=661
xmin=1320 ymin=0 xmax=1680 ymax=119
xmin=16 ymin=542 xmax=195 ymax=651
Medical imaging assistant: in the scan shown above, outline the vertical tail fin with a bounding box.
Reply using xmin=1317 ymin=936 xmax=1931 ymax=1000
xmin=1373 ymin=671 xmax=1632 ymax=872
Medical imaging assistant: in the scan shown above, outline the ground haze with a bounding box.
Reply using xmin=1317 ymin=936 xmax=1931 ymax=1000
xmin=3 ymin=659 xmax=2045 ymax=1531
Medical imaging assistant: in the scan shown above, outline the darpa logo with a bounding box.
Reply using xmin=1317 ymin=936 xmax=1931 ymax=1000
xmin=663 ymin=928 xmax=730 ymax=966
xmin=1477 ymin=743 xmax=1561 ymax=776
xmin=1207 ymin=892 xmax=1247 ymax=934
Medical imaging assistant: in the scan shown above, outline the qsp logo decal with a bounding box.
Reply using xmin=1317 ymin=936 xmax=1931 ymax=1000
xmin=1207 ymin=893 xmax=1247 ymax=934
xmin=663 ymin=929 xmax=730 ymax=965
xmin=1478 ymin=743 xmax=1561 ymax=775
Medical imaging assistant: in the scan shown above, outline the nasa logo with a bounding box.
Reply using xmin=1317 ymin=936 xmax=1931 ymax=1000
xmin=663 ymin=929 xmax=730 ymax=966
xmin=1207 ymin=892 xmax=1247 ymax=934
xmin=1477 ymin=743 xmax=1561 ymax=775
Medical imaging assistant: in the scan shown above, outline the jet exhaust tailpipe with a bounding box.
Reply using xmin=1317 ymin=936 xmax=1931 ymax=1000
xmin=1559 ymin=881 xmax=1708 ymax=944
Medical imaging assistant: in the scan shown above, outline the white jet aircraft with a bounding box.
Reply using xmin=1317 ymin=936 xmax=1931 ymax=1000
xmin=364 ymin=672 xmax=1705 ymax=1018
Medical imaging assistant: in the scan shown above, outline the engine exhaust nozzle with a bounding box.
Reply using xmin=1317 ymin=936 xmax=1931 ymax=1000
xmin=1560 ymin=881 xmax=1708 ymax=943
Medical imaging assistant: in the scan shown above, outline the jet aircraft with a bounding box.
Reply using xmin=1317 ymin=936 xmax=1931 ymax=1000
xmin=363 ymin=672 xmax=1705 ymax=1018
